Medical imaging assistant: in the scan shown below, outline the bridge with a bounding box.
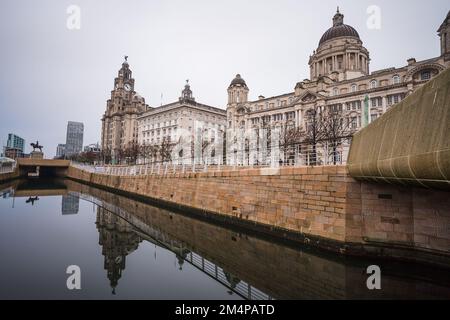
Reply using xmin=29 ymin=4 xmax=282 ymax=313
xmin=16 ymin=159 xmax=70 ymax=178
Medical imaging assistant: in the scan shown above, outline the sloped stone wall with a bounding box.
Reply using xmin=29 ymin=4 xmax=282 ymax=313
xmin=348 ymin=68 xmax=450 ymax=190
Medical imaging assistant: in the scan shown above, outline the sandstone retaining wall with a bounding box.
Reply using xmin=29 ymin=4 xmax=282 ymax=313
xmin=67 ymin=165 xmax=450 ymax=267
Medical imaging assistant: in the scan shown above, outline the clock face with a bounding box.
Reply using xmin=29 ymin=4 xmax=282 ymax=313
xmin=124 ymin=83 xmax=131 ymax=91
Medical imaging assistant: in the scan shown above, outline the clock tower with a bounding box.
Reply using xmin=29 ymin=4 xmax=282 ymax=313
xmin=101 ymin=56 xmax=149 ymax=163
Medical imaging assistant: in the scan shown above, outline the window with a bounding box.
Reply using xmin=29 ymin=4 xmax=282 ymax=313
xmin=393 ymin=95 xmax=399 ymax=104
xmin=387 ymin=93 xmax=405 ymax=106
xmin=371 ymin=97 xmax=382 ymax=108
xmin=350 ymin=117 xmax=357 ymax=129
xmin=333 ymin=88 xmax=339 ymax=96
xmin=370 ymin=80 xmax=378 ymax=89
xmin=351 ymin=84 xmax=357 ymax=92
xmin=349 ymin=100 xmax=360 ymax=110
xmin=330 ymin=104 xmax=342 ymax=112
xmin=272 ymin=114 xmax=282 ymax=121
xmin=286 ymin=111 xmax=295 ymax=120
xmin=421 ymin=71 xmax=431 ymax=81
xmin=392 ymin=75 xmax=400 ymax=84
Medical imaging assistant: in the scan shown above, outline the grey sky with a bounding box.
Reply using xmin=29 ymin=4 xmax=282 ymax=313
xmin=0 ymin=0 xmax=448 ymax=155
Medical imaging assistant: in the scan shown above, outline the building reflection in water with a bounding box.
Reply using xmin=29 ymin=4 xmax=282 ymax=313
xmin=61 ymin=194 xmax=80 ymax=215
xmin=96 ymin=207 xmax=142 ymax=294
xmin=67 ymin=179 xmax=450 ymax=300
xmin=93 ymin=204 xmax=256 ymax=298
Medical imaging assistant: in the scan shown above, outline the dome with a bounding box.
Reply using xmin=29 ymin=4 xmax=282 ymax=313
xmin=133 ymin=93 xmax=144 ymax=102
xmin=319 ymin=9 xmax=360 ymax=46
xmin=229 ymin=74 xmax=247 ymax=87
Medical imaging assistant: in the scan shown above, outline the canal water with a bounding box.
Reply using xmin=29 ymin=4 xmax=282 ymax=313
xmin=1 ymin=178 xmax=450 ymax=300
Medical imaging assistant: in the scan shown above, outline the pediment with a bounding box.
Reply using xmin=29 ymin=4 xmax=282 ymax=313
xmin=236 ymin=104 xmax=250 ymax=114
xmin=297 ymin=90 xmax=321 ymax=103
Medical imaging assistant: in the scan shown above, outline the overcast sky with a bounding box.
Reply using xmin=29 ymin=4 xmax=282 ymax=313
xmin=0 ymin=0 xmax=448 ymax=155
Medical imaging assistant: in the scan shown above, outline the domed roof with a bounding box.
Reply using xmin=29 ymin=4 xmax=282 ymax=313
xmin=319 ymin=8 xmax=360 ymax=46
xmin=229 ymin=74 xmax=247 ymax=87
xmin=133 ymin=92 xmax=144 ymax=101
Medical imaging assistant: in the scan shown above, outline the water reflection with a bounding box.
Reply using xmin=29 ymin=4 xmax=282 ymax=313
xmin=96 ymin=206 xmax=142 ymax=294
xmin=25 ymin=196 xmax=39 ymax=205
xmin=1 ymin=178 xmax=450 ymax=299
xmin=62 ymin=195 xmax=80 ymax=215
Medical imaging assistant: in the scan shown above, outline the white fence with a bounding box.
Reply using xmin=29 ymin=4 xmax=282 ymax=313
xmin=0 ymin=162 xmax=16 ymax=175
xmin=71 ymin=150 xmax=346 ymax=177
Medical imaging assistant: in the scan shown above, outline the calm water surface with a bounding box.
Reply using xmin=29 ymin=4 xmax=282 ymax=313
xmin=1 ymin=178 xmax=450 ymax=300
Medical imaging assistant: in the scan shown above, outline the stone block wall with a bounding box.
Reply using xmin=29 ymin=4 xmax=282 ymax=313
xmin=68 ymin=165 xmax=352 ymax=244
xmin=67 ymin=179 xmax=450 ymax=299
xmin=67 ymin=165 xmax=450 ymax=265
xmin=0 ymin=169 xmax=20 ymax=183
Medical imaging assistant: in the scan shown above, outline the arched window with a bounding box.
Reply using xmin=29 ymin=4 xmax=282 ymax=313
xmin=370 ymin=80 xmax=378 ymax=89
xmin=332 ymin=88 xmax=339 ymax=96
xmin=392 ymin=75 xmax=400 ymax=84
xmin=351 ymin=84 xmax=357 ymax=92
xmin=421 ymin=71 xmax=431 ymax=81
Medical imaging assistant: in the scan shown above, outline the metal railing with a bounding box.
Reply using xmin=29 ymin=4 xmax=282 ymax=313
xmin=75 ymin=191 xmax=272 ymax=300
xmin=0 ymin=162 xmax=16 ymax=175
xmin=71 ymin=150 xmax=346 ymax=177
xmin=186 ymin=252 xmax=272 ymax=300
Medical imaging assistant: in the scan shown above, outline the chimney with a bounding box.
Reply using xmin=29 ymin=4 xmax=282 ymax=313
xmin=407 ymin=58 xmax=416 ymax=66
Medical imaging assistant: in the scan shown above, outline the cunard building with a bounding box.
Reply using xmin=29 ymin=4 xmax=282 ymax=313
xmin=137 ymin=81 xmax=227 ymax=163
xmin=225 ymin=9 xmax=450 ymax=165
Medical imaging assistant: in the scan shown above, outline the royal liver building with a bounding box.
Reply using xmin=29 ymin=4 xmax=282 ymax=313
xmin=101 ymin=57 xmax=149 ymax=162
xmin=225 ymin=9 xmax=450 ymax=166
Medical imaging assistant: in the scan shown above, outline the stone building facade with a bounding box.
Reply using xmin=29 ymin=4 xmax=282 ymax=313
xmin=101 ymin=57 xmax=149 ymax=162
xmin=226 ymin=9 xmax=450 ymax=165
xmin=137 ymin=81 xmax=227 ymax=164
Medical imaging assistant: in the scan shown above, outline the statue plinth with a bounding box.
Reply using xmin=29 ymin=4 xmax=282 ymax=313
xmin=30 ymin=151 xmax=44 ymax=159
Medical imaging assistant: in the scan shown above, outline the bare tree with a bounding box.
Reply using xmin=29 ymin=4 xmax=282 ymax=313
xmin=124 ymin=141 xmax=140 ymax=164
xmin=302 ymin=104 xmax=326 ymax=165
xmin=115 ymin=147 xmax=125 ymax=165
xmin=101 ymin=147 xmax=112 ymax=164
xmin=160 ymin=137 xmax=176 ymax=163
xmin=321 ymin=106 xmax=351 ymax=164
xmin=139 ymin=143 xmax=157 ymax=164
xmin=201 ymin=140 xmax=211 ymax=164
xmin=279 ymin=121 xmax=303 ymax=165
